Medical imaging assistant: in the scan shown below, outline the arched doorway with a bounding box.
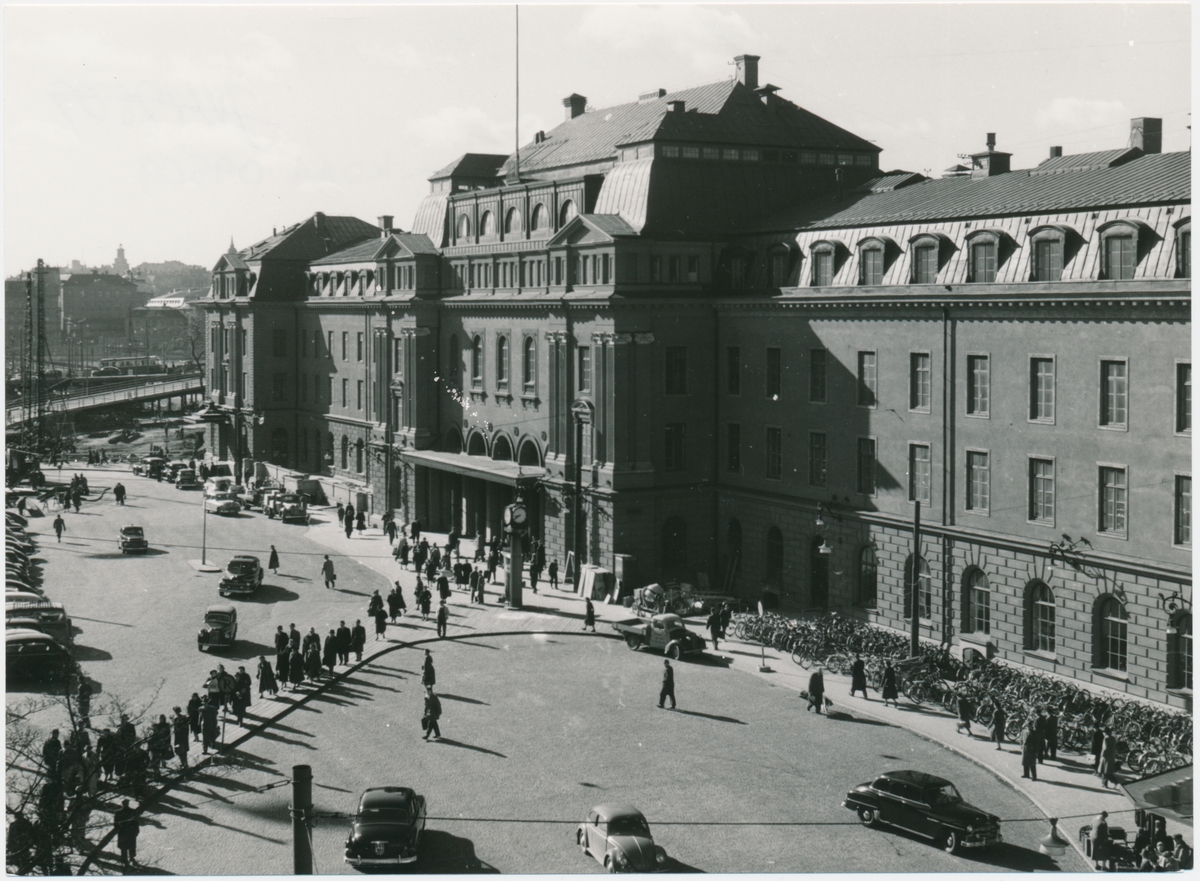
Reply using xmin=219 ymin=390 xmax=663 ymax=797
xmin=809 ymin=535 xmax=829 ymax=608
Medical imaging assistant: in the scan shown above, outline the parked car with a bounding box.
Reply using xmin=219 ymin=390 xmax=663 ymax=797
xmin=6 ymin=628 xmax=75 ymax=682
xmin=344 ymin=786 xmax=428 ymax=869
xmin=165 ymin=461 xmax=189 ymax=482
xmin=205 ymin=492 xmax=241 ymax=516
xmin=175 ymin=469 xmax=201 ymax=490
xmin=577 ymin=804 xmax=669 ymax=873
xmin=132 ymin=457 xmax=166 ymax=480
xmin=6 ymin=591 xmax=47 ymax=606
xmin=6 ymin=599 xmax=72 ymax=645
xmin=118 ymin=526 xmax=149 ymax=554
xmin=843 ymin=770 xmax=1003 ymax=854
xmin=197 ymin=604 xmax=238 ymax=651
xmin=219 ymin=555 xmax=264 ymax=598
xmin=6 ymin=578 xmax=41 ymax=595
xmin=268 ymin=492 xmax=309 ymax=524
xmin=611 ymin=614 xmax=708 ymax=659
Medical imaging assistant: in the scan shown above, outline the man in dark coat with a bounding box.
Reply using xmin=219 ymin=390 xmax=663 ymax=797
xmin=186 ymin=694 xmax=202 ymax=743
xmin=276 ymin=647 xmax=290 ymax=685
xmin=422 ymin=687 xmax=442 ymax=741
xmin=850 ymin=654 xmax=870 ymax=699
xmin=584 ymin=598 xmax=596 ymax=632
xmin=1045 ymin=708 xmax=1059 ymax=760
xmin=1034 ymin=708 xmax=1049 ymax=763
xmin=384 ymin=517 xmax=397 ymax=545
xmin=172 ymin=707 xmax=190 ymax=769
xmin=257 ymin=656 xmax=278 ymax=697
xmin=42 ymin=729 xmax=62 ymax=777
xmin=302 ymin=627 xmax=321 ymax=656
xmin=274 ymin=625 xmax=289 ymax=656
xmin=548 ymin=559 xmax=559 ymax=590
xmin=387 ymin=588 xmax=402 ymax=622
xmin=373 ymin=606 xmax=388 ymax=640
xmin=323 ymin=630 xmax=338 ymax=673
xmin=115 ymin=714 xmax=138 ymax=778
xmin=706 ymin=610 xmax=721 ymax=650
xmin=421 ymin=650 xmax=436 ymax=688
xmin=288 ymin=648 xmax=305 ymax=690
xmin=658 ymin=659 xmax=676 ymax=709
xmin=336 ymin=620 xmax=352 ymax=664
xmin=955 ymin=696 xmax=975 ymax=736
xmin=113 ymin=799 xmax=140 ymax=867
xmin=1021 ymin=724 xmax=1041 ymax=780
xmin=97 ymin=728 xmax=117 ymax=780
xmin=806 ymin=668 xmax=825 ymax=714
xmin=437 ymin=573 xmax=451 ymax=603
xmin=719 ymin=602 xmax=732 ymax=638
xmin=351 ymin=619 xmax=367 ymax=661
xmin=288 ymin=624 xmax=301 ymax=652
xmin=201 ymin=697 xmax=220 ymax=754
xmin=436 ymin=601 xmax=449 ymax=638
xmin=114 ymin=482 xmax=126 ymax=505
xmin=368 ymin=590 xmax=385 ymax=619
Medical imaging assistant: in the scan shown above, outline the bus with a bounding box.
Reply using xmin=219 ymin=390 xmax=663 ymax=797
xmin=92 ymin=356 xmax=167 ymax=377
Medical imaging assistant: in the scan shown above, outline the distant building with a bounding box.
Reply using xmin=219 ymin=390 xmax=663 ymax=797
xmin=5 ymin=266 xmax=63 ymax=372
xmin=60 ymin=269 xmax=147 ymax=342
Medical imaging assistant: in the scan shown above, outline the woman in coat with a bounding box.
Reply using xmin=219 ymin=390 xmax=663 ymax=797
xmin=256 ymin=656 xmax=278 ymax=697
xmin=288 ymin=648 xmax=305 ymax=691
xmin=304 ymin=645 xmax=322 ymax=681
xmin=355 ymin=511 xmax=366 ymax=533
xmin=419 ymin=588 xmax=432 ymax=621
xmin=1097 ymin=728 xmax=1118 ymax=788
xmin=323 ymin=630 xmax=338 ymax=673
xmin=276 ymin=647 xmax=290 ymax=685
xmin=373 ymin=606 xmax=388 ymax=640
xmin=583 ymin=598 xmax=596 ymax=632
xmin=421 ymin=650 xmax=436 ymax=688
xmin=387 ymin=588 xmax=401 ymax=622
xmin=267 ymin=545 xmax=280 ymax=575
xmin=186 ymin=693 xmax=203 ymax=742
xmin=880 ymin=662 xmax=899 ymax=708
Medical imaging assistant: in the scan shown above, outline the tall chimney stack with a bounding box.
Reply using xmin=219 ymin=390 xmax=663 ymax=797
xmin=734 ymin=54 xmax=760 ymax=90
xmin=378 ymin=215 xmax=394 ymax=238
xmin=1049 ymin=146 xmax=1063 ymax=158
xmin=1130 ymin=117 xmax=1162 ymax=154
xmin=563 ymin=94 xmax=587 ymax=121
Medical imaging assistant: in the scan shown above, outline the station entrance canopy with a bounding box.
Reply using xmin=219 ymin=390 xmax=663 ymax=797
xmin=399 ymin=449 xmax=545 ymax=487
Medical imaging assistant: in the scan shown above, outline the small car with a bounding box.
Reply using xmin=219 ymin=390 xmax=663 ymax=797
xmin=219 ymin=555 xmax=264 ymax=598
xmin=197 ymin=604 xmax=238 ymax=651
xmin=6 ymin=591 xmax=47 ymax=606
xmin=133 ymin=457 xmax=166 ymax=479
xmin=165 ymin=461 xmax=189 ymax=481
xmin=577 ymin=804 xmax=669 ymax=873
xmin=205 ymin=492 xmax=241 ymax=516
xmin=6 ymin=628 xmax=75 ymax=682
xmin=843 ymin=770 xmax=1002 ymax=854
xmin=118 ymin=526 xmax=149 ymax=554
xmin=6 ymin=599 xmax=72 ymax=645
xmin=6 ymin=578 xmax=42 ymax=596
xmin=344 ymin=786 xmax=428 ymax=869
xmin=175 ymin=469 xmax=200 ymax=490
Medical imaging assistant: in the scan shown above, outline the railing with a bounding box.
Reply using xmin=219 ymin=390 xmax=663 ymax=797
xmin=5 ymin=373 xmax=204 ymax=427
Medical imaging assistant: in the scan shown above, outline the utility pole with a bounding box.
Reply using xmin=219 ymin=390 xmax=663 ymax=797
xmin=571 ymin=401 xmax=589 ymax=593
xmin=910 ymin=500 xmax=922 ymax=658
xmin=291 ymin=764 xmax=313 ymax=875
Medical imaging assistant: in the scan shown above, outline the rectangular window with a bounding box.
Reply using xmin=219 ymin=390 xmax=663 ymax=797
xmin=340 ymin=378 xmax=348 ymax=408
xmin=909 ymin=352 xmax=931 ymax=411
xmin=661 ymin=145 xmax=680 ymax=158
xmin=682 ymin=145 xmax=700 ymax=159
xmin=809 ymin=348 xmax=827 ymax=403
xmin=686 ymin=255 xmax=699 ymax=283
xmin=272 ymin=328 xmax=286 ymax=357
xmin=722 ymin=148 xmax=739 ymax=161
xmin=1180 ymin=229 xmax=1191 ymax=278
xmin=813 ymin=251 xmax=833 ymax=286
xmin=664 ymin=423 xmax=686 ymax=472
xmin=861 ymin=249 xmax=883 ymax=285
xmin=649 ymin=255 xmax=662 ymax=283
xmin=1177 ymin=363 xmax=1191 ymax=433
xmin=577 ymin=346 xmax=591 ymax=393
xmin=1174 ymin=475 xmax=1193 ymax=546
xmin=809 ymin=432 xmax=827 ymax=487
xmin=966 ymin=355 xmax=990 ymax=416
xmin=966 ymin=450 xmax=989 ymax=512
xmin=1029 ymin=458 xmax=1055 ymax=523
xmin=726 ymin=424 xmax=741 ymax=472
xmin=1030 ymin=357 xmax=1055 ymax=421
xmin=765 ymin=427 xmax=782 ymax=480
xmin=665 ymin=346 xmax=687 ymax=395
xmin=970 ymin=241 xmax=997 ymax=283
xmin=913 ymin=245 xmax=938 ymax=283
xmin=272 ymin=373 xmax=287 ymax=401
xmin=668 ymin=256 xmax=681 ymax=283
xmin=1099 ymin=466 xmax=1128 ymax=535
xmin=1099 ymin=360 xmax=1128 ymax=427
xmin=327 ymin=331 xmax=333 ymax=357
xmin=240 ymin=372 xmax=247 ymax=399
xmin=341 ymin=332 xmax=348 ymax=361
xmin=857 ymin=351 xmax=877 ymax=407
xmin=240 ymin=329 xmax=247 ymax=357
xmin=1104 ymin=235 xmax=1136 ymax=280
xmin=726 ymin=347 xmax=740 ymax=395
xmin=357 ymin=332 xmax=364 ymax=362
xmin=766 ymin=348 xmax=782 ymax=400
xmin=909 ymin=444 xmax=931 ymax=504
xmin=857 ymin=438 xmax=876 ymax=495
xmin=357 ymin=380 xmax=363 ymax=410
xmin=1033 ymin=239 xmax=1063 ymax=281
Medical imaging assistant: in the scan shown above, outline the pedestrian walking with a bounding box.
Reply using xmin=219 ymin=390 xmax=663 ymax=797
xmin=355 ymin=510 xmax=366 ymax=534
xmin=336 ymin=620 xmax=352 ymax=664
xmin=955 ymin=696 xmax=974 ymax=736
xmin=42 ymin=729 xmax=62 ymax=777
xmin=707 ymin=610 xmax=721 ymax=650
xmin=268 ymin=545 xmax=280 ymax=575
xmin=351 ymin=619 xmax=367 ymax=661
xmin=1034 ymin=708 xmax=1049 ymax=763
xmin=187 ymin=694 xmax=202 ymax=743
xmin=53 ymin=514 xmax=66 ymax=542
xmin=437 ymin=573 xmax=451 ymax=603
xmin=548 ymin=558 xmax=559 ymax=589
xmin=386 ymin=587 xmax=401 ymax=622
xmin=217 ymin=664 xmax=236 ymax=711
xmin=113 ymin=798 xmax=140 ymax=867
xmin=880 ymin=661 xmax=899 ymax=707
xmin=114 ymin=482 xmax=126 ymax=505
xmin=398 ymin=534 xmax=410 ymax=567
xmin=304 ymin=644 xmax=322 ymax=681
xmin=395 ymin=581 xmax=408 ymax=617
xmin=991 ymin=705 xmax=1007 ymax=750
xmin=77 ymin=679 xmax=93 ymax=727
xmin=848 ymin=654 xmax=870 ymax=699
xmin=276 ymin=647 xmax=290 ymax=685
xmin=1045 ymin=708 xmax=1059 ymax=760
xmin=201 ymin=697 xmax=219 ymax=754
xmin=436 ymin=601 xmax=449 ymax=638
xmin=385 ymin=517 xmax=397 ymax=545
xmin=234 ymin=666 xmax=252 ymax=721
xmin=288 ymin=648 xmax=304 ymax=691
xmin=1097 ymin=728 xmax=1118 ymax=788
xmin=373 ymin=606 xmax=388 ymax=640
xmin=274 ymin=625 xmax=288 ymax=656
xmin=368 ymin=589 xmax=385 ymax=618
xmin=150 ymin=715 xmax=173 ymax=772
xmin=97 ymin=728 xmax=116 ymax=781
xmin=584 ymin=598 xmax=596 ymax=632
xmin=336 ymin=501 xmax=345 ymax=526
xmin=172 ymin=708 xmax=189 ymax=770
xmin=322 ymin=555 xmax=337 ymax=589
xmin=419 ymin=586 xmax=432 ymax=620
xmin=806 ymin=667 xmax=826 ymax=714
xmin=658 ymin=659 xmax=677 ymax=709
xmin=323 ymin=630 xmax=338 ymax=674
xmin=1091 ymin=811 xmax=1114 ymax=871
xmin=1021 ymin=725 xmax=1040 ymax=780
xmin=344 ymin=515 xmax=354 ymax=539
xmin=257 ymin=656 xmax=278 ymax=697
xmin=529 ymin=561 xmax=540 ymax=594
xmin=422 ymin=686 xmax=442 ymax=741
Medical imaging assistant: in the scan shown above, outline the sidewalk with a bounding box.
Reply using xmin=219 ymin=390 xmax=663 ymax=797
xmin=307 ymin=513 xmax=1192 ymax=867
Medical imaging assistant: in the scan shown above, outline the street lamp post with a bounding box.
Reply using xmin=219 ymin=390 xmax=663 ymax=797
xmin=570 ymin=401 xmax=590 ymax=594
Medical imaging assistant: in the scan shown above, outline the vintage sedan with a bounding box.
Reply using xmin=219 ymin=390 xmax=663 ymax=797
xmin=844 ymin=769 xmax=1002 ymax=854
xmin=577 ymin=804 xmax=669 ymax=873
xmin=6 ymin=600 xmax=72 ymax=645
xmin=219 ymin=555 xmax=264 ymax=598
xmin=118 ymin=526 xmax=149 ymax=554
xmin=197 ymin=604 xmax=238 ymax=651
xmin=6 ymin=628 xmax=75 ymax=682
xmin=344 ymin=786 xmax=427 ymax=869
xmin=205 ymin=492 xmax=241 ymax=516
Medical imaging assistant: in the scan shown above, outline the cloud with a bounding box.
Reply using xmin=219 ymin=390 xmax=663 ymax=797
xmin=1034 ymin=97 xmax=1127 ymax=132
xmin=579 ymin=5 xmax=754 ymax=78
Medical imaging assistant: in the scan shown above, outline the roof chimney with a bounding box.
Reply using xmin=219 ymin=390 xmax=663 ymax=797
xmin=969 ymin=134 xmax=1011 ymax=179
xmin=667 ymin=100 xmax=686 ymax=114
xmin=734 ymin=54 xmax=760 ymax=90
xmin=1049 ymin=146 xmax=1063 ymax=158
xmin=1130 ymin=117 xmax=1162 ymax=154
xmin=534 ymin=130 xmax=546 ymax=144
xmin=378 ymin=215 xmax=394 ymax=238
xmin=986 ymin=132 xmax=996 ymax=151
xmin=639 ymin=88 xmax=666 ymax=103
xmin=563 ymin=94 xmax=587 ymax=121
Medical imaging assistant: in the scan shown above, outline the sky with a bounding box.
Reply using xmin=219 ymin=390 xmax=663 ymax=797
xmin=3 ymin=3 xmax=1192 ymax=277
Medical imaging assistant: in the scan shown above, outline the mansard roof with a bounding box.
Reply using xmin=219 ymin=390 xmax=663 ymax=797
xmin=235 ymin=213 xmax=380 ymax=263
xmin=309 ymin=231 xmax=440 ymax=266
xmin=429 ymin=153 xmax=510 ymax=181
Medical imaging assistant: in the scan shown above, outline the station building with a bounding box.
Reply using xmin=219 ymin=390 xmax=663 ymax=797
xmin=199 ymin=55 xmax=1190 ymax=708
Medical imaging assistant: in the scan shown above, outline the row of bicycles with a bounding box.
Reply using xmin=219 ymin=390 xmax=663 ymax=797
xmin=730 ymin=611 xmax=1192 ymax=776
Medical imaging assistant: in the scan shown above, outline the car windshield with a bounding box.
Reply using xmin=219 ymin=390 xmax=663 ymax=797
xmin=927 ymin=783 xmax=962 ymax=805
xmin=205 ymin=613 xmax=233 ymax=625
xmin=281 ymin=495 xmax=299 ymax=503
xmin=121 ymin=528 xmax=144 ymax=538
xmin=359 ymin=807 xmax=410 ymax=824
xmin=229 ymin=560 xmax=257 ymax=574
xmin=607 ymin=816 xmax=650 ymax=837
xmin=214 ymin=493 xmax=235 ymax=502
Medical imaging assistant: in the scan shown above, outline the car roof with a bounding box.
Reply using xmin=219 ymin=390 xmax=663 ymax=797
xmin=360 ymin=787 xmax=416 ymax=809
xmin=6 ymin=627 xmax=59 ymax=643
xmin=230 ymin=555 xmax=259 ymax=563
xmin=652 ymin=614 xmax=684 ymax=627
xmin=592 ymin=804 xmax=646 ymax=822
xmin=6 ymin=600 xmax=63 ymax=611
xmin=878 ymin=770 xmax=952 ymax=788
xmin=120 ymin=526 xmax=143 ymax=532
xmin=206 ymin=603 xmax=237 ymax=614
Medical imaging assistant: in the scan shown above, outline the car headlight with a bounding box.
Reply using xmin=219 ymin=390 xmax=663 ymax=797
xmin=655 ymin=851 xmax=666 ymax=865
xmin=614 ymin=851 xmax=628 ymax=866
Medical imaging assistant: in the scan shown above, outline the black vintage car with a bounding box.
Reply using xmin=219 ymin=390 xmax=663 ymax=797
xmin=219 ymin=555 xmax=263 ymax=598
xmin=344 ymin=786 xmax=427 ymax=869
xmin=843 ymin=770 xmax=1002 ymax=854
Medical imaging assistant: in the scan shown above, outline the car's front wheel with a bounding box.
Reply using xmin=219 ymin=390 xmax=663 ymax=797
xmin=624 ymin=634 xmax=640 ymax=651
xmin=667 ymin=644 xmax=681 ymax=661
xmin=603 ymin=855 xmax=616 ymax=873
xmin=857 ymin=807 xmax=878 ymax=827
xmin=576 ymin=828 xmax=587 ymax=854
xmin=941 ymin=829 xmax=960 ymax=854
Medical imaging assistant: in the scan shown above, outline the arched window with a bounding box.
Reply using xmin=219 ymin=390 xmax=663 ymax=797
xmin=1025 ymin=581 xmax=1055 ymax=653
xmin=857 ymin=545 xmax=877 ymax=607
xmin=504 ymin=208 xmax=522 ymax=234
xmin=355 ymin=439 xmax=364 ymax=474
xmin=1098 ymin=220 xmax=1143 ymax=281
xmin=471 ymin=335 xmax=483 ymax=387
xmin=496 ymin=335 xmax=509 ymax=387
xmin=518 ymin=438 xmax=542 ymax=467
xmin=768 ymin=246 xmax=793 ymax=287
xmin=810 ymin=240 xmax=846 ymax=286
xmin=559 ymin=199 xmax=577 ymax=227
xmin=457 ymin=214 xmax=472 ymax=239
xmin=1175 ymin=218 xmax=1191 ymax=279
xmin=530 ymin=203 xmax=546 ymax=232
xmin=963 ymin=568 xmax=990 ymax=634
xmin=857 ymin=237 xmax=895 ymax=286
xmin=270 ymin=427 xmax=288 ymax=464
xmin=965 ymin=230 xmax=1008 ymax=283
xmin=765 ymin=526 xmax=784 ymax=584
xmin=522 ymin=336 xmax=536 ymax=388
xmin=903 ymin=555 xmax=931 ymax=620
xmin=1168 ymin=612 xmax=1193 ymax=690
xmin=479 ymin=211 xmax=495 ymax=236
xmin=466 ymin=431 xmax=487 ymax=457
xmin=1094 ymin=596 xmax=1128 ymax=671
xmin=908 ymin=233 xmax=948 ymax=284
xmin=1028 ymin=225 xmax=1073 ymax=282
xmin=492 ymin=435 xmax=513 ymax=461
xmin=662 ymin=517 xmax=687 ymax=580
xmin=726 ymin=519 xmax=742 ymax=573
xmin=340 ymin=436 xmax=349 ymax=470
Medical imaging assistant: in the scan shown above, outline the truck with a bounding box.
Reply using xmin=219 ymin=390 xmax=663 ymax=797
xmin=267 ymin=492 xmax=309 ymax=523
xmin=611 ymin=613 xmax=708 ymax=660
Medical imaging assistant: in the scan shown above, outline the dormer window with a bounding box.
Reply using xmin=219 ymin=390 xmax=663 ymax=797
xmin=1028 ymin=225 xmax=1072 ymax=282
xmin=810 ymin=240 xmax=846 ymax=286
xmin=1098 ymin=220 xmax=1144 ymax=281
xmin=530 ymin=204 xmax=547 ymax=232
xmin=965 ymin=230 xmax=1009 ymax=283
xmin=457 ymin=214 xmax=472 ymax=239
xmin=767 ymin=246 xmax=793 ymax=287
xmin=857 ymin=237 xmax=895 ymax=286
xmin=909 ymin=234 xmax=947 ymax=284
xmin=504 ymin=208 xmax=522 ymax=234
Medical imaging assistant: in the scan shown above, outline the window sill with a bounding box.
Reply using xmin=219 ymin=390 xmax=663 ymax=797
xmin=1166 ymin=687 xmax=1193 ymax=698
xmin=965 ymin=413 xmax=990 ymax=420
xmin=1098 ymin=424 xmax=1129 ymax=433
xmin=1091 ymin=667 xmax=1129 ymax=683
xmin=1095 ymin=530 xmax=1128 ymax=542
xmin=960 ymin=631 xmax=994 ymax=648
xmin=468 ymin=389 xmax=487 ymax=403
xmin=1027 ymin=418 xmax=1056 ymax=426
xmin=1023 ymin=649 xmax=1057 ymax=663
xmin=519 ymin=394 xmax=540 ymax=410
xmin=1027 ymin=518 xmax=1055 ymax=528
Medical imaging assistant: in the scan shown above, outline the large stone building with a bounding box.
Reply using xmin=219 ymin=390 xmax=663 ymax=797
xmin=201 ymin=55 xmax=1190 ymax=707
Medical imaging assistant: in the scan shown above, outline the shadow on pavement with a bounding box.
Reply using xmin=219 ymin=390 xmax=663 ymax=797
xmin=213 ymin=640 xmax=277 ymax=661
xmin=443 ymin=639 xmax=501 ymax=651
xmin=431 ymin=738 xmax=507 ymax=758
xmin=71 ymin=643 xmax=114 ymax=663
xmin=244 ymin=584 xmax=300 ymax=603
xmin=438 ymin=693 xmax=489 ymax=706
xmin=826 ymin=710 xmax=894 ymax=727
xmin=958 ymin=840 xmax=1069 ymax=872
xmin=666 ymin=856 xmax=705 ymax=872
xmin=411 ymin=830 xmax=500 ymax=874
xmin=672 ymin=708 xmax=746 ymax=725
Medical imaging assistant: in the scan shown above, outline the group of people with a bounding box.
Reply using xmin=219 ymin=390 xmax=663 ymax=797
xmin=84 ymin=449 xmax=110 ymax=465
xmin=704 ymin=604 xmax=734 ymax=650
xmin=262 ymin=621 xmax=369 ymax=694
xmin=1091 ymin=810 xmax=1192 ymax=872
xmin=335 ymin=501 xmax=368 ymax=539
